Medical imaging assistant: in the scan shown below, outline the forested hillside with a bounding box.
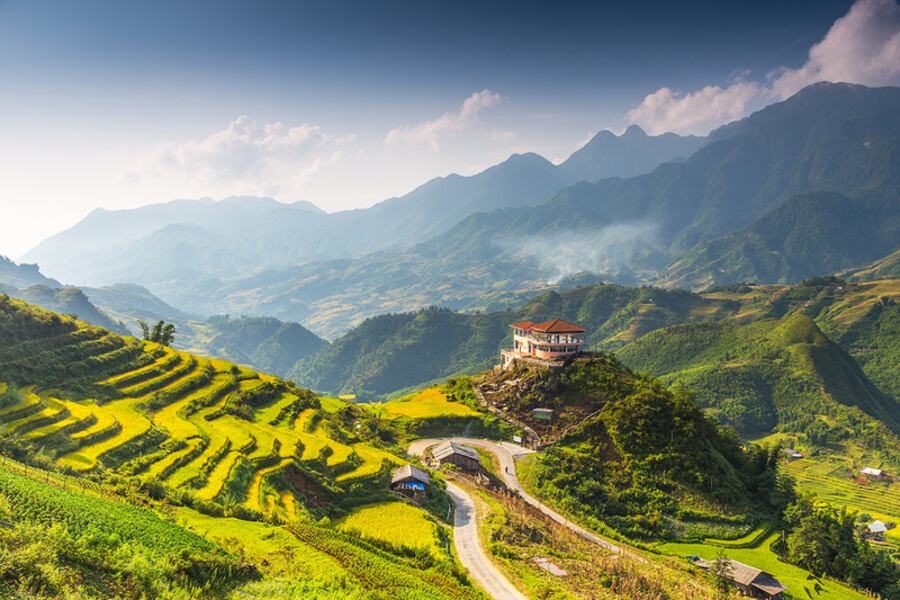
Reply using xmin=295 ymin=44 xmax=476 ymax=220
xmin=658 ymin=189 xmax=900 ymax=289
xmin=0 ymin=255 xmax=61 ymax=288
xmin=0 ymin=260 xmax=327 ymax=376
xmin=289 ymin=285 xmax=750 ymax=396
xmin=0 ymin=283 xmax=129 ymax=335
xmin=617 ymin=314 xmax=900 ymax=457
xmin=479 ymin=356 xmax=793 ymax=540
xmin=291 ymin=276 xmax=900 ymax=410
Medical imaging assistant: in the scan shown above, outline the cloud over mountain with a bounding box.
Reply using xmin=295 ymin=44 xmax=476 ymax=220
xmin=130 ymin=116 xmax=353 ymax=197
xmin=384 ymin=89 xmax=502 ymax=151
xmin=626 ymin=0 xmax=900 ymax=135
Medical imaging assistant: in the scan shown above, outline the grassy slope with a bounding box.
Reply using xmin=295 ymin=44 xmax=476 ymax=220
xmin=657 ymin=533 xmax=867 ymax=600
xmin=0 ymin=295 xmax=484 ymax=599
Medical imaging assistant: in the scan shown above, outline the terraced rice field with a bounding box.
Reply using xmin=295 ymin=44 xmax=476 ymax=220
xmin=783 ymin=457 xmax=900 ymax=543
xmin=246 ymin=458 xmax=294 ymax=511
xmin=380 ymin=388 xmax=480 ymax=419
xmin=337 ymin=501 xmax=443 ymax=557
xmin=253 ymin=392 xmax=296 ymax=424
xmin=336 ymin=444 xmax=402 ymax=481
xmin=58 ymin=395 xmax=152 ymax=470
xmin=0 ymin=325 xmax=403 ymax=513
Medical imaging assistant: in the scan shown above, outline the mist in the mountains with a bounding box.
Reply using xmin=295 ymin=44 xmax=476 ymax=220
xmin=495 ymin=221 xmax=662 ymax=284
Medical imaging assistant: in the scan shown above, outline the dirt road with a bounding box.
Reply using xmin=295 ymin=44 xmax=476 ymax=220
xmin=445 ymin=481 xmax=528 ymax=600
xmin=410 ymin=437 xmax=642 ymax=561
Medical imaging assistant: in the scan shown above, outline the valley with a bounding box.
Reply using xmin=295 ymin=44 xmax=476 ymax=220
xmin=2 ymin=43 xmax=900 ymax=598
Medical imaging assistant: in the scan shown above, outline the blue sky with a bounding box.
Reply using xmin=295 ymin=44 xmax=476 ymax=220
xmin=1 ymin=0 xmax=898 ymax=258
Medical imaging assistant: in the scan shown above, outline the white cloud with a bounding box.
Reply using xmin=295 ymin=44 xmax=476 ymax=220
xmin=130 ymin=116 xmax=352 ymax=197
xmin=769 ymin=0 xmax=900 ymax=99
xmin=384 ymin=89 xmax=502 ymax=151
xmin=626 ymin=0 xmax=900 ymax=135
xmin=625 ymin=81 xmax=762 ymax=136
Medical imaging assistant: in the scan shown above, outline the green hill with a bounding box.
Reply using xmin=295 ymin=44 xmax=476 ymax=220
xmin=0 ymin=270 xmax=328 ymax=377
xmin=0 ymin=255 xmax=62 ymax=288
xmin=838 ymin=248 xmax=900 ymax=282
xmin=616 ymin=314 xmax=900 ymax=463
xmin=291 ymin=276 xmax=900 ymax=411
xmin=478 ymin=356 xmax=791 ymax=541
xmin=0 ymin=283 xmax=129 ymax=336
xmin=288 ymin=286 xmax=744 ymax=397
xmin=190 ymin=315 xmax=327 ymax=376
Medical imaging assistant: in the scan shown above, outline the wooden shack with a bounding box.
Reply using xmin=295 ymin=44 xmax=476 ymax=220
xmin=391 ymin=464 xmax=430 ymax=498
xmin=431 ymin=441 xmax=481 ymax=471
xmin=695 ymin=558 xmax=787 ymax=599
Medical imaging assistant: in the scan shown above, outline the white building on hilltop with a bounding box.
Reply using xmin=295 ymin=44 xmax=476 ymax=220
xmin=501 ymin=318 xmax=586 ymax=368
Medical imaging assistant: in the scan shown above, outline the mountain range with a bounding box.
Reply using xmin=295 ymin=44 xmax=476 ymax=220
xmin=27 ymin=81 xmax=888 ymax=338
xmin=22 ymin=126 xmax=703 ymax=294
xmin=12 ymin=83 xmax=900 ymax=342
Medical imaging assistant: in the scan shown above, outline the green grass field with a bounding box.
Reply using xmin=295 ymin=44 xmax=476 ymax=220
xmin=657 ymin=533 xmax=869 ymax=600
xmin=176 ymin=506 xmax=346 ymax=579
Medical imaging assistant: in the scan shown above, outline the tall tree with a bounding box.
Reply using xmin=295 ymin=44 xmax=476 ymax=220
xmin=137 ymin=320 xmax=150 ymax=341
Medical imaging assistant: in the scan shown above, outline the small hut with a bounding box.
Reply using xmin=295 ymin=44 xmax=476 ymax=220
xmin=860 ymin=467 xmax=888 ymax=479
xmin=391 ymin=464 xmax=430 ymax=499
xmin=695 ymin=558 xmax=788 ymax=599
xmin=866 ymin=520 xmax=888 ymax=541
xmin=431 ymin=441 xmax=481 ymax=472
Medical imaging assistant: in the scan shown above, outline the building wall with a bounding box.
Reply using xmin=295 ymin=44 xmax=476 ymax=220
xmin=513 ymin=332 xmax=584 ymax=358
xmin=437 ymin=454 xmax=480 ymax=471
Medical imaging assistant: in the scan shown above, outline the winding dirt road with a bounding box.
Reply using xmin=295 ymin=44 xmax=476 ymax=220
xmin=409 ymin=437 xmax=642 ymax=562
xmin=444 ymin=481 xmax=528 ymax=600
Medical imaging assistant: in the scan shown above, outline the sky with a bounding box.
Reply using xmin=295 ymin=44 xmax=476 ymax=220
xmin=1 ymin=0 xmax=899 ymax=259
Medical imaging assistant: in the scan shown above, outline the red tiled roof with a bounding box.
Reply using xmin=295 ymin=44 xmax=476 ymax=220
xmin=509 ymin=321 xmax=534 ymax=329
xmin=531 ymin=318 xmax=585 ymax=333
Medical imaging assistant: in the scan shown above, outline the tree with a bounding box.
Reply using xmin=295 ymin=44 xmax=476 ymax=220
xmin=137 ymin=320 xmax=150 ymax=340
xmin=136 ymin=320 xmax=177 ymax=346
xmin=707 ymin=553 xmax=734 ymax=598
xmin=160 ymin=323 xmax=176 ymax=346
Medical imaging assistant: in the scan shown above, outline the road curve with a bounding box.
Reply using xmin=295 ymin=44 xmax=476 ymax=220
xmin=445 ymin=482 xmax=528 ymax=600
xmin=410 ymin=437 xmax=643 ymax=562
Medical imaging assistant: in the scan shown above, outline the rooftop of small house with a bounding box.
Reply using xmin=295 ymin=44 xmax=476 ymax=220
xmin=868 ymin=520 xmax=888 ymax=533
xmin=510 ymin=318 xmax=586 ymax=334
xmin=694 ymin=558 xmax=787 ymax=596
xmin=432 ymin=440 xmax=480 ymax=463
xmin=391 ymin=464 xmax=430 ymax=485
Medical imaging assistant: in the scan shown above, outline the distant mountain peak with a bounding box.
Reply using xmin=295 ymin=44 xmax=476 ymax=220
xmin=559 ymin=123 xmax=707 ymax=183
